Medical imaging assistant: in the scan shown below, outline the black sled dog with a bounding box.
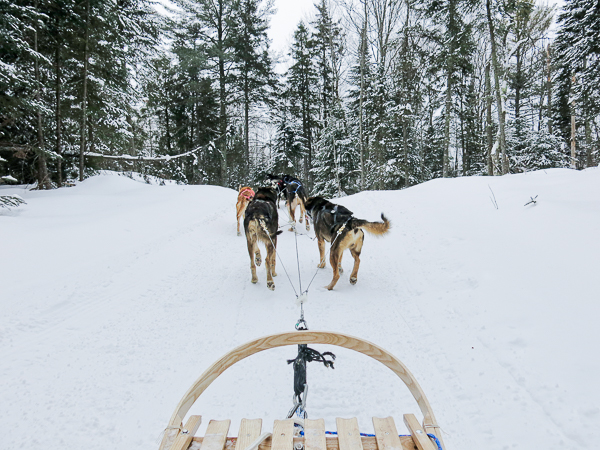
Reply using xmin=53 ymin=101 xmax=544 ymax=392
xmin=265 ymin=174 xmax=310 ymax=231
xmin=305 ymin=196 xmax=391 ymax=290
xmin=243 ymin=187 xmax=282 ymax=290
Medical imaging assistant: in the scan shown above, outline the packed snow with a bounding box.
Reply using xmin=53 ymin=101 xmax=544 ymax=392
xmin=1 ymin=168 xmax=599 ymax=450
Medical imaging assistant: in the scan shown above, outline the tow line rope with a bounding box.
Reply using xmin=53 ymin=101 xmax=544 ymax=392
xmin=295 ymin=430 xmax=442 ymax=450
xmin=273 ymin=203 xmax=343 ymax=423
xmin=260 ymin=220 xmax=298 ymax=297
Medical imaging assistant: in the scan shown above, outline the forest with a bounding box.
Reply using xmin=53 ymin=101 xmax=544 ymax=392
xmin=1 ymin=0 xmax=599 ymax=195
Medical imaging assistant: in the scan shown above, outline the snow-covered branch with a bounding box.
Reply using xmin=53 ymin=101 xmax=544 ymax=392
xmin=84 ymin=144 xmax=213 ymax=163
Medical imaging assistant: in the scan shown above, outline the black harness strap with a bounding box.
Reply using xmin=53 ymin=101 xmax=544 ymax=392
xmin=287 ymin=344 xmax=336 ymax=398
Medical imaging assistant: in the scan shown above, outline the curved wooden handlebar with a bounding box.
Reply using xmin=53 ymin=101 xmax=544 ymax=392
xmin=165 ymin=331 xmax=439 ymax=427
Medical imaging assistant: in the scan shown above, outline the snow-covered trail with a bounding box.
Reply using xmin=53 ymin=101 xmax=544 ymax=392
xmin=1 ymin=169 xmax=599 ymax=450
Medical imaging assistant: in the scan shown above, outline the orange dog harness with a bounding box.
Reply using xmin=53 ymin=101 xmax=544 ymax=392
xmin=240 ymin=187 xmax=255 ymax=200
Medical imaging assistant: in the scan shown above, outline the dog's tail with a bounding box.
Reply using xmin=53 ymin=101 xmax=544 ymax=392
xmin=352 ymin=214 xmax=390 ymax=236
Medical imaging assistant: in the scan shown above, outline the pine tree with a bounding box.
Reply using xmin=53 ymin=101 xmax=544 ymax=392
xmin=553 ymin=0 xmax=600 ymax=168
xmin=286 ymin=21 xmax=320 ymax=186
xmin=228 ymin=0 xmax=276 ymax=182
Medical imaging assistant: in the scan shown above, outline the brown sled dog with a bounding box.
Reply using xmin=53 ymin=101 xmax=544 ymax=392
xmin=305 ymin=196 xmax=390 ymax=290
xmin=236 ymin=186 xmax=255 ymax=236
xmin=244 ymin=187 xmax=282 ymax=290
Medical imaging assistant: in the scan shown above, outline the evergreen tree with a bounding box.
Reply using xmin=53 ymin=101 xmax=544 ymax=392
xmin=418 ymin=0 xmax=477 ymax=177
xmin=228 ymin=0 xmax=276 ymax=182
xmin=286 ymin=21 xmax=320 ymax=186
xmin=553 ymin=0 xmax=600 ymax=167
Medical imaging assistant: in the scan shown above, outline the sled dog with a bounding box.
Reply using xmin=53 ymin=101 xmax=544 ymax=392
xmin=243 ymin=187 xmax=281 ymax=290
xmin=236 ymin=185 xmax=255 ymax=236
xmin=305 ymin=196 xmax=390 ymax=290
xmin=266 ymin=174 xmax=310 ymax=231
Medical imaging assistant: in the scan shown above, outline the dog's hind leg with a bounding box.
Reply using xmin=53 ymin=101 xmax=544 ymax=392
xmin=255 ymin=248 xmax=262 ymax=267
xmin=269 ymin=239 xmax=277 ymax=277
xmin=317 ymin=238 xmax=326 ymax=268
xmin=247 ymin=237 xmax=259 ymax=284
xmin=338 ymin=252 xmax=344 ymax=273
xmin=265 ymin=240 xmax=276 ymax=290
xmin=325 ymin=249 xmax=342 ymax=290
xmin=300 ymin=200 xmax=310 ymax=231
xmin=287 ymin=200 xmax=296 ymax=231
xmin=349 ymin=232 xmax=364 ymax=285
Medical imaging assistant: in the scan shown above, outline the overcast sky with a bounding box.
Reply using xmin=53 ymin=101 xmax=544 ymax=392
xmin=268 ymin=0 xmax=318 ymax=71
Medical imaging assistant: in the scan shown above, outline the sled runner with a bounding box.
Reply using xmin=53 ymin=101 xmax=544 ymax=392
xmin=158 ymin=331 xmax=444 ymax=450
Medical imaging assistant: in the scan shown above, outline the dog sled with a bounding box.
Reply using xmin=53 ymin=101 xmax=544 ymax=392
xmin=158 ymin=331 xmax=445 ymax=450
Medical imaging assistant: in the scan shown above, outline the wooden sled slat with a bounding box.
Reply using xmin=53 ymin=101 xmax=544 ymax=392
xmin=304 ymin=419 xmax=327 ymax=450
xmin=202 ymin=420 xmax=232 ymax=450
xmin=373 ymin=417 xmax=403 ymax=450
xmin=336 ymin=418 xmax=364 ymax=450
xmin=235 ymin=419 xmax=263 ymax=450
xmin=403 ymin=414 xmax=436 ymax=450
xmin=170 ymin=416 xmax=202 ymax=450
xmin=272 ymin=419 xmax=294 ymax=450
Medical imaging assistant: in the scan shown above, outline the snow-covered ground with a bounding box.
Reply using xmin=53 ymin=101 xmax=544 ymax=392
xmin=1 ymin=168 xmax=599 ymax=450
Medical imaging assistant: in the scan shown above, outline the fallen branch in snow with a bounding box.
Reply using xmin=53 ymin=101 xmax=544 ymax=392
xmin=84 ymin=143 xmax=213 ymax=163
xmin=524 ymin=195 xmax=538 ymax=206
xmin=0 ymin=194 xmax=26 ymax=208
xmin=488 ymin=185 xmax=499 ymax=210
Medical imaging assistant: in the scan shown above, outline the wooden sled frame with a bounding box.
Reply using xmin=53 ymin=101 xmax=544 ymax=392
xmin=159 ymin=331 xmax=444 ymax=450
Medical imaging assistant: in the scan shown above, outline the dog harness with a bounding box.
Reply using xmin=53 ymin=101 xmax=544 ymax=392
xmin=240 ymin=187 xmax=255 ymax=200
xmin=310 ymin=203 xmax=353 ymax=236
xmin=287 ymin=180 xmax=302 ymax=194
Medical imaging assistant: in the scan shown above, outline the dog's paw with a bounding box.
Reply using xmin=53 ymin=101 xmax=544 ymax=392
xmin=237 ymin=231 xmax=241 ymax=236
xmin=288 ymin=227 xmax=294 ymax=232
xmin=255 ymin=252 xmax=262 ymax=266
xmin=306 ymin=222 xmax=310 ymax=231
xmin=339 ymin=266 xmax=344 ymax=274
xmin=325 ymin=283 xmax=335 ymax=291
xmin=350 ymin=276 xmax=357 ymax=285
xmin=299 ymin=216 xmax=303 ymax=223
xmin=267 ymin=281 xmax=275 ymax=290
xmin=251 ymin=277 xmax=258 ymax=284
xmin=317 ymin=262 xmax=325 ymax=269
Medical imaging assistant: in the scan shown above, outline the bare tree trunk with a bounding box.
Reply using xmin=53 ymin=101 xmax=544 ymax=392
xmin=328 ymin=4 xmax=343 ymax=196
xmin=538 ymin=49 xmax=545 ymax=132
xmin=218 ymin=0 xmax=228 ymax=187
xmin=442 ymin=0 xmax=456 ymax=178
xmin=244 ymin=78 xmax=250 ymax=178
xmin=55 ymin=43 xmax=63 ymax=187
xmin=570 ymin=75 xmax=576 ymax=169
xmin=486 ymin=0 xmax=508 ymax=174
xmin=359 ymin=12 xmax=367 ymax=190
xmin=443 ymin=64 xmax=453 ymax=177
xmin=34 ymin=0 xmax=51 ymax=189
xmin=165 ymin=107 xmax=171 ymax=152
xmin=514 ymin=47 xmax=522 ymax=118
xmin=459 ymin=76 xmax=465 ymax=176
xmin=402 ymin=1 xmax=410 ymax=185
xmin=585 ymin=118 xmax=592 ymax=167
xmin=546 ymin=44 xmax=552 ymax=134
xmin=79 ymin=0 xmax=90 ymax=182
xmin=485 ymin=63 xmax=494 ymax=176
